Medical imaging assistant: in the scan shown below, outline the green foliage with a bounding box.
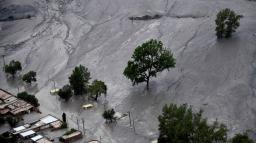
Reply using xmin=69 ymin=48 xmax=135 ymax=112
xmin=4 ymin=60 xmax=22 ymax=77
xmin=230 ymin=133 xmax=254 ymax=143
xmin=22 ymin=71 xmax=37 ymax=84
xmin=62 ymin=112 xmax=67 ymax=123
xmin=123 ymin=39 xmax=176 ymax=90
xmin=58 ymin=85 xmax=73 ymax=101
xmin=158 ymin=104 xmax=228 ymax=143
xmin=215 ymin=8 xmax=242 ymax=38
xmin=69 ymin=65 xmax=91 ymax=95
xmin=6 ymin=117 xmax=19 ymax=127
xmin=60 ymin=122 xmax=68 ymax=129
xmin=102 ymin=108 xmax=116 ymax=123
xmin=89 ymin=80 xmax=107 ymax=101
xmin=17 ymin=92 xmax=39 ymax=107
xmin=64 ymin=128 xmax=77 ymax=135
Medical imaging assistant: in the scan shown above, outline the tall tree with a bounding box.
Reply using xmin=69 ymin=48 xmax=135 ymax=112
xmin=22 ymin=71 xmax=37 ymax=84
xmin=58 ymin=84 xmax=73 ymax=101
xmin=215 ymin=8 xmax=242 ymax=38
xmin=89 ymin=80 xmax=107 ymax=101
xmin=158 ymin=104 xmax=228 ymax=143
xmin=69 ymin=65 xmax=91 ymax=95
xmin=123 ymin=39 xmax=176 ymax=90
xmin=4 ymin=60 xmax=22 ymax=77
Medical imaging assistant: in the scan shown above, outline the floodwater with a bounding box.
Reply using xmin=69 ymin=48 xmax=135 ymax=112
xmin=0 ymin=0 xmax=256 ymax=142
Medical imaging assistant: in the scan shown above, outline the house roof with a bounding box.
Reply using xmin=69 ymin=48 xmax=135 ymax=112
xmin=40 ymin=115 xmax=58 ymax=124
xmin=13 ymin=126 xmax=26 ymax=132
xmin=20 ymin=130 xmax=35 ymax=137
xmin=31 ymin=135 xmax=43 ymax=141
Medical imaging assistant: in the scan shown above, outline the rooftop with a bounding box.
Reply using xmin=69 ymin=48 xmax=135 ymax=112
xmin=40 ymin=115 xmax=58 ymax=124
xmin=13 ymin=126 xmax=26 ymax=132
xmin=20 ymin=130 xmax=35 ymax=137
xmin=31 ymin=134 xmax=43 ymax=141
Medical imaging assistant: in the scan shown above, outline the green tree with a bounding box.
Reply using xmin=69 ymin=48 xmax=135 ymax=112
xmin=215 ymin=8 xmax=242 ymax=38
xmin=69 ymin=65 xmax=91 ymax=95
xmin=6 ymin=117 xmax=19 ymax=127
xmin=230 ymin=133 xmax=254 ymax=143
xmin=22 ymin=71 xmax=37 ymax=84
xmin=158 ymin=104 xmax=228 ymax=143
xmin=58 ymin=85 xmax=73 ymax=101
xmin=17 ymin=92 xmax=39 ymax=107
xmin=102 ymin=108 xmax=116 ymax=123
xmin=89 ymin=80 xmax=107 ymax=101
xmin=4 ymin=60 xmax=22 ymax=77
xmin=123 ymin=39 xmax=176 ymax=90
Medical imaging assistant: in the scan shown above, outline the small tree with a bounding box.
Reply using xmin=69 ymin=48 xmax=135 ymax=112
xmin=17 ymin=92 xmax=39 ymax=107
xmin=123 ymin=39 xmax=176 ymax=90
xmin=230 ymin=133 xmax=254 ymax=143
xmin=158 ymin=104 xmax=228 ymax=143
xmin=58 ymin=85 xmax=73 ymax=101
xmin=4 ymin=60 xmax=22 ymax=77
xmin=22 ymin=71 xmax=37 ymax=84
xmin=102 ymin=108 xmax=116 ymax=123
xmin=215 ymin=8 xmax=242 ymax=38
xmin=62 ymin=113 xmax=67 ymax=123
xmin=69 ymin=65 xmax=91 ymax=95
xmin=89 ymin=80 xmax=107 ymax=101
xmin=6 ymin=117 xmax=19 ymax=127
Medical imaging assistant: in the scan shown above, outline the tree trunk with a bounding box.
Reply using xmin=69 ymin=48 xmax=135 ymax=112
xmin=146 ymin=77 xmax=150 ymax=90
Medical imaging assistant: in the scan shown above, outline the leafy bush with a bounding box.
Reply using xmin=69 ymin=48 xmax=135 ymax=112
xmin=22 ymin=71 xmax=37 ymax=84
xmin=4 ymin=60 xmax=22 ymax=77
xmin=215 ymin=8 xmax=242 ymax=38
xmin=58 ymin=85 xmax=73 ymax=101
xmin=6 ymin=117 xmax=19 ymax=127
xmin=102 ymin=109 xmax=116 ymax=123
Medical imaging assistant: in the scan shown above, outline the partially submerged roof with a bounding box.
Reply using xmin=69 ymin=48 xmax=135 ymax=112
xmin=31 ymin=135 xmax=43 ymax=141
xmin=0 ymin=90 xmax=12 ymax=100
xmin=40 ymin=115 xmax=58 ymax=124
xmin=13 ymin=126 xmax=26 ymax=132
xmin=20 ymin=130 xmax=35 ymax=137
xmin=36 ymin=138 xmax=53 ymax=143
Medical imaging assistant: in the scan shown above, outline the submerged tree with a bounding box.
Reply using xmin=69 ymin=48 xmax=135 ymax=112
xmin=158 ymin=104 xmax=228 ymax=143
xmin=4 ymin=60 xmax=22 ymax=77
xmin=230 ymin=133 xmax=254 ymax=143
xmin=58 ymin=84 xmax=73 ymax=101
xmin=123 ymin=39 xmax=176 ymax=90
xmin=22 ymin=71 xmax=37 ymax=84
xmin=102 ymin=108 xmax=116 ymax=123
xmin=69 ymin=65 xmax=91 ymax=95
xmin=89 ymin=80 xmax=107 ymax=101
xmin=215 ymin=8 xmax=242 ymax=38
xmin=17 ymin=92 xmax=39 ymax=107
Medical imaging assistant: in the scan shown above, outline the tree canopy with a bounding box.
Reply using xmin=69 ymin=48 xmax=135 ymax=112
xmin=4 ymin=60 xmax=22 ymax=77
xmin=230 ymin=133 xmax=254 ymax=143
xmin=123 ymin=39 xmax=176 ymax=90
xmin=102 ymin=108 xmax=116 ymax=123
xmin=17 ymin=92 xmax=39 ymax=107
xmin=69 ymin=65 xmax=91 ymax=95
xmin=215 ymin=8 xmax=242 ymax=38
xmin=158 ymin=104 xmax=228 ymax=143
xmin=22 ymin=71 xmax=37 ymax=84
xmin=89 ymin=80 xmax=107 ymax=101
xmin=58 ymin=84 xmax=73 ymax=101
